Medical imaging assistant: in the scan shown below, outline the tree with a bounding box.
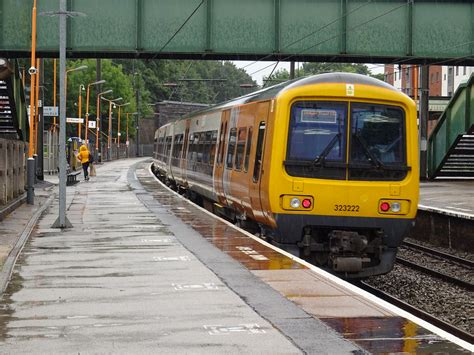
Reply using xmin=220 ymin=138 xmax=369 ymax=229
xmin=264 ymin=62 xmax=382 ymax=83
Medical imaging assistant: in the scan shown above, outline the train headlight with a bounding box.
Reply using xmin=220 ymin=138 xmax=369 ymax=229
xmin=281 ymin=195 xmax=314 ymax=211
xmin=390 ymin=202 xmax=401 ymax=213
xmin=290 ymin=198 xmax=301 ymax=209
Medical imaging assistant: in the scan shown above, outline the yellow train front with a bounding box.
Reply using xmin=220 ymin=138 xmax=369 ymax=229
xmin=153 ymin=73 xmax=419 ymax=279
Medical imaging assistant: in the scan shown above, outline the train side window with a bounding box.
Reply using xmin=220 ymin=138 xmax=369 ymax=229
xmin=164 ymin=136 xmax=172 ymax=159
xmin=253 ymin=122 xmax=266 ymax=182
xmin=244 ymin=127 xmax=253 ymax=172
xmin=218 ymin=122 xmax=227 ymax=166
xmin=209 ymin=130 xmax=218 ymax=165
xmin=235 ymin=127 xmax=247 ymax=171
xmin=226 ymin=128 xmax=237 ymax=169
xmin=196 ymin=132 xmax=205 ymax=163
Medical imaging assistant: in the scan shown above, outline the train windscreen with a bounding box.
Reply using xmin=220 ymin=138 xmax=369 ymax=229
xmin=285 ymin=101 xmax=408 ymax=181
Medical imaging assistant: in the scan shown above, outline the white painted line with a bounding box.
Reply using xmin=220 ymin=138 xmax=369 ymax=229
xmin=445 ymin=206 xmax=472 ymax=212
xmin=147 ymin=164 xmax=473 ymax=352
xmin=153 ymin=256 xmax=191 ymax=262
xmin=141 ymin=238 xmax=174 ymax=243
xmin=236 ymin=246 xmax=269 ymax=261
xmin=204 ymin=324 xmax=266 ymax=335
xmin=173 ymin=283 xmax=220 ymax=291
xmin=418 ymin=204 xmax=474 ymax=220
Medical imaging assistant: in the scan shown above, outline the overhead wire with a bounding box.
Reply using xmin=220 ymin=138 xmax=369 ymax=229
xmin=240 ymin=0 xmax=373 ymax=71
xmin=151 ymin=0 xmax=205 ymax=60
xmin=250 ymin=1 xmax=411 ymax=77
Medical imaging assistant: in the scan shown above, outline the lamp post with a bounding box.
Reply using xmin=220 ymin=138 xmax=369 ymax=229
xmin=95 ymin=89 xmax=113 ymax=160
xmin=65 ymin=65 xmax=87 ymax=140
xmin=85 ymin=79 xmax=105 ymax=144
xmin=77 ymin=84 xmax=85 ymax=139
xmin=26 ymin=0 xmax=38 ymax=205
xmin=116 ymin=102 xmax=130 ymax=150
xmin=125 ymin=112 xmax=138 ymax=157
xmin=101 ymin=96 xmax=122 ymax=160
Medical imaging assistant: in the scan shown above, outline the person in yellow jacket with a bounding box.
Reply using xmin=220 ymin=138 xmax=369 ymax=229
xmin=76 ymin=145 xmax=91 ymax=181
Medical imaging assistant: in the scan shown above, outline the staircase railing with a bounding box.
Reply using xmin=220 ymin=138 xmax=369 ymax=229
xmin=427 ymin=73 xmax=474 ymax=178
xmin=0 ymin=59 xmax=28 ymax=141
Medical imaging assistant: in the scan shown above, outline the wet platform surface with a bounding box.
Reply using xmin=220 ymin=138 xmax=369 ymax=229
xmin=419 ymin=180 xmax=474 ymax=219
xmin=0 ymin=158 xmax=470 ymax=354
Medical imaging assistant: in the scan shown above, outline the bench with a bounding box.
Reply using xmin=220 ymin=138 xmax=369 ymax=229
xmin=66 ymin=168 xmax=81 ymax=186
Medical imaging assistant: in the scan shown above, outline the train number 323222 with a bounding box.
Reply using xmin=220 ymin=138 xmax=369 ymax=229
xmin=334 ymin=204 xmax=360 ymax=212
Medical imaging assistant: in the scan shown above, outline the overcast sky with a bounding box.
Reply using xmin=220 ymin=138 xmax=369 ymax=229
xmin=233 ymin=61 xmax=385 ymax=86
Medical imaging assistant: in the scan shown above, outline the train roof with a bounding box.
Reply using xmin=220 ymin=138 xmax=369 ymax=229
xmin=178 ymin=72 xmax=399 ymax=120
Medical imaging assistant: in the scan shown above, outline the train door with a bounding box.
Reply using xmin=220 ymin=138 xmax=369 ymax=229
xmin=214 ymin=110 xmax=229 ymax=206
xmin=249 ymin=102 xmax=270 ymax=223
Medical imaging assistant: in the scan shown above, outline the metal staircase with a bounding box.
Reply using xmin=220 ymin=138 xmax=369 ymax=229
xmin=0 ymin=59 xmax=27 ymax=141
xmin=428 ymin=73 xmax=474 ymax=178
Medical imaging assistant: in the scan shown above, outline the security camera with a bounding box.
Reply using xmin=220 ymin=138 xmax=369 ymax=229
xmin=28 ymin=66 xmax=37 ymax=75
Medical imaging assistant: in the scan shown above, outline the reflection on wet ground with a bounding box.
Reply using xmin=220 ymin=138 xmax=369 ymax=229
xmin=137 ymin=176 xmax=305 ymax=271
xmin=323 ymin=317 xmax=471 ymax=354
xmin=137 ymin=165 xmax=470 ymax=354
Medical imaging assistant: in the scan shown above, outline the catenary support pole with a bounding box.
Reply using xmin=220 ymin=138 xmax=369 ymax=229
xmin=52 ymin=0 xmax=72 ymax=228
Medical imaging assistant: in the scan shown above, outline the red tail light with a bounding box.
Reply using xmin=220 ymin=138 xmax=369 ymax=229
xmin=302 ymin=199 xmax=312 ymax=209
xmin=380 ymin=202 xmax=390 ymax=212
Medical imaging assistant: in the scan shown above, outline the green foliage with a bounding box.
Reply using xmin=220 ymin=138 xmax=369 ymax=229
xmin=263 ymin=62 xmax=383 ymax=84
xmin=113 ymin=59 xmax=256 ymax=105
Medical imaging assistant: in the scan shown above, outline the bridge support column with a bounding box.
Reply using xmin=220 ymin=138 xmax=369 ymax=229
xmin=419 ymin=65 xmax=429 ymax=180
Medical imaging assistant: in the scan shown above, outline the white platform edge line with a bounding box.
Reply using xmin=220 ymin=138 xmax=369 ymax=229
xmin=146 ymin=164 xmax=473 ymax=352
xmin=418 ymin=204 xmax=474 ymax=220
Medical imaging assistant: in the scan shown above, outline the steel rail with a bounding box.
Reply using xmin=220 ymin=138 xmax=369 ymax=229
xmin=395 ymin=256 xmax=473 ymax=291
xmin=402 ymin=241 xmax=474 ymax=268
xmin=356 ymin=281 xmax=474 ymax=345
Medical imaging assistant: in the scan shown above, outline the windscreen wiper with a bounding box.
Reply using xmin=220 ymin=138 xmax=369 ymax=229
xmin=352 ymin=133 xmax=384 ymax=168
xmin=313 ymin=133 xmax=341 ymax=166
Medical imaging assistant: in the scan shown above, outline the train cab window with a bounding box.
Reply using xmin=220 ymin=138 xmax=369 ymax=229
xmin=234 ymin=128 xmax=247 ymax=171
xmin=253 ymin=122 xmax=266 ymax=182
xmin=285 ymin=101 xmax=347 ymax=180
xmin=226 ymin=128 xmax=237 ymax=169
xmin=349 ymin=103 xmax=407 ymax=181
xmin=244 ymin=127 xmax=253 ymax=172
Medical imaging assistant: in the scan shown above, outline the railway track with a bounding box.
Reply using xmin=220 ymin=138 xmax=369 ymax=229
xmin=356 ymin=281 xmax=474 ymax=344
xmin=402 ymin=241 xmax=474 ymax=268
xmin=397 ymin=241 xmax=474 ymax=290
xmin=395 ymin=256 xmax=473 ymax=290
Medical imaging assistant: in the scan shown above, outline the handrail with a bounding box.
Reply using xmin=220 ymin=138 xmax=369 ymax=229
xmin=427 ymin=73 xmax=474 ymax=178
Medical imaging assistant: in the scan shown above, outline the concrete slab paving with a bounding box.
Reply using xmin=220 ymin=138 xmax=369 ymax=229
xmin=0 ymin=159 xmax=313 ymax=354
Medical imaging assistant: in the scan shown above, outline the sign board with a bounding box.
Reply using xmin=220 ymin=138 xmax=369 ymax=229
xmin=88 ymin=121 xmax=96 ymax=128
xmin=43 ymin=106 xmax=58 ymax=116
xmin=66 ymin=117 xmax=84 ymax=123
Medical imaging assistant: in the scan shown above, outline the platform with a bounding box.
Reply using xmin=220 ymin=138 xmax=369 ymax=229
xmin=0 ymin=158 xmax=471 ymax=354
xmin=419 ymin=180 xmax=474 ymax=219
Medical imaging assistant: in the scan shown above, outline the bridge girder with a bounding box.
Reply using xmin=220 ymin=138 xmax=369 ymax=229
xmin=0 ymin=0 xmax=473 ymax=65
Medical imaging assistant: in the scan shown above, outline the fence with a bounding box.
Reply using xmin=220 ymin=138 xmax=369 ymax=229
xmin=0 ymin=138 xmax=26 ymax=205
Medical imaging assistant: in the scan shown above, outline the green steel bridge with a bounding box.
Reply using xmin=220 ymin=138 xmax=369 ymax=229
xmin=0 ymin=0 xmax=472 ymax=65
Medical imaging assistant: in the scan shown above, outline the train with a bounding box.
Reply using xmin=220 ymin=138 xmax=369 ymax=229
xmin=152 ymin=72 xmax=419 ymax=278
